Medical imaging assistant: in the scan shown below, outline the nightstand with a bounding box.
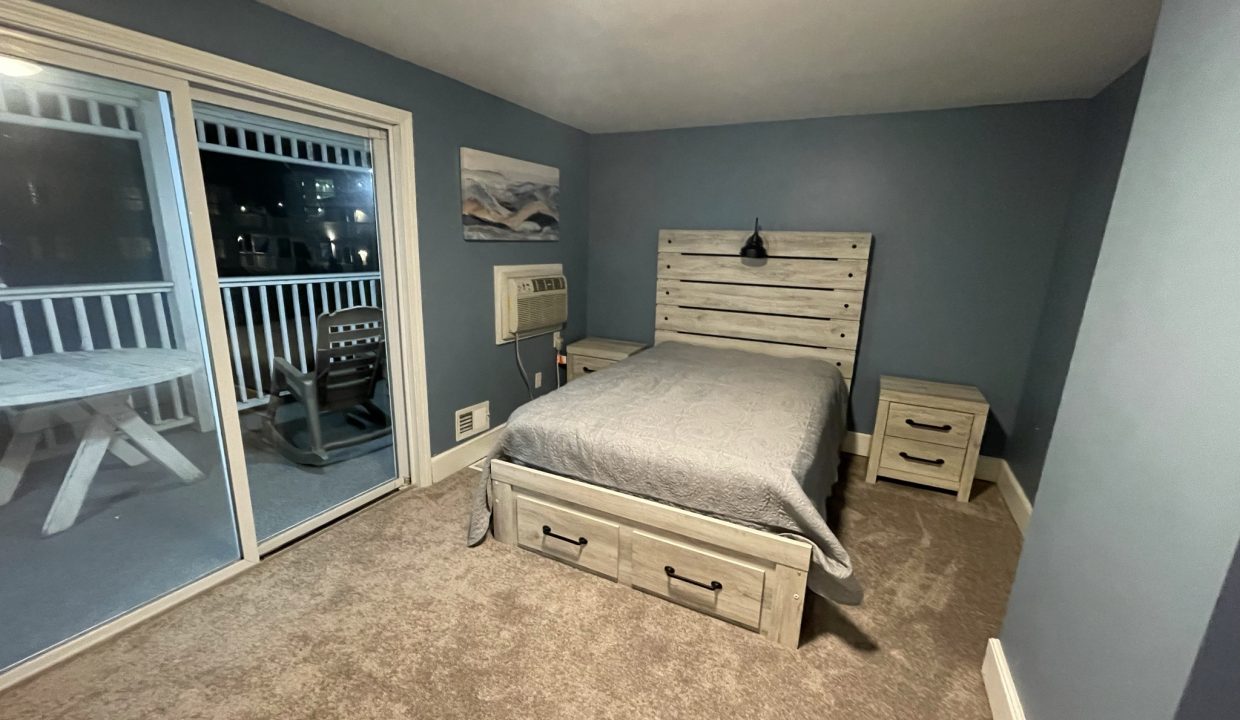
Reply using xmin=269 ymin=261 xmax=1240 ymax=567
xmin=565 ymin=337 xmax=645 ymax=381
xmin=865 ymin=376 xmax=989 ymax=502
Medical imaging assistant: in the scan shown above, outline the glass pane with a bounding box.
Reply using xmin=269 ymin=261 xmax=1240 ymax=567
xmin=0 ymin=59 xmax=240 ymax=670
xmin=192 ymin=103 xmax=396 ymax=542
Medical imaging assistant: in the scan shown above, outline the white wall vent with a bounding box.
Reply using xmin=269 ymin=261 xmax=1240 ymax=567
xmin=455 ymin=401 xmax=490 ymax=442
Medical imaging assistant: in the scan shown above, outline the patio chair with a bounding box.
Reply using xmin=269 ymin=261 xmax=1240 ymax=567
xmin=263 ymin=306 xmax=391 ymax=466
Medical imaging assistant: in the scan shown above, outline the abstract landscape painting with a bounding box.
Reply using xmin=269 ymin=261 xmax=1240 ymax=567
xmin=460 ymin=148 xmax=560 ymax=241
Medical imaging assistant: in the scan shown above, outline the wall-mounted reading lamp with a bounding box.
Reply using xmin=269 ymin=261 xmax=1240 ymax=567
xmin=739 ymin=217 xmax=768 ymax=259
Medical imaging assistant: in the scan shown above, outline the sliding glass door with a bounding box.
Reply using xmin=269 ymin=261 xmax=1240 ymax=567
xmin=0 ymin=10 xmax=424 ymax=682
xmin=0 ymin=57 xmax=239 ymax=671
xmin=190 ymin=102 xmax=400 ymax=546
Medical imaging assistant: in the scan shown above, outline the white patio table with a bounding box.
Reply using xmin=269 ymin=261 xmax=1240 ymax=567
xmin=0 ymin=348 xmax=205 ymax=535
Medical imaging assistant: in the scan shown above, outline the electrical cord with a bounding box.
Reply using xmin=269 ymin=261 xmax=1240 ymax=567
xmin=513 ymin=331 xmax=533 ymax=400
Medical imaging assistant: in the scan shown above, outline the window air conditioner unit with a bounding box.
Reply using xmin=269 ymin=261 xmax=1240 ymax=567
xmin=504 ymin=275 xmax=568 ymax=338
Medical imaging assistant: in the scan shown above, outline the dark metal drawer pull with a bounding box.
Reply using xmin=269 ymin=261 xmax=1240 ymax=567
xmin=664 ymin=565 xmax=723 ymax=591
xmin=542 ymin=525 xmax=587 ymax=546
xmin=905 ymin=418 xmax=952 ymax=432
xmin=582 ymin=366 xmax=595 ymax=373
xmin=899 ymin=451 xmax=945 ymax=466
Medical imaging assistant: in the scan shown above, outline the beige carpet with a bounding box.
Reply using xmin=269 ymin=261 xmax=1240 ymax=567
xmin=0 ymin=458 xmax=1022 ymax=720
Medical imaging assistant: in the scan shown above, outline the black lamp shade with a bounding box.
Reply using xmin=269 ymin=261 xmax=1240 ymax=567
xmin=739 ymin=217 xmax=768 ymax=259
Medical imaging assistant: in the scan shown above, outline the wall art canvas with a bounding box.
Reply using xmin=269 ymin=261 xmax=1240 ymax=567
xmin=460 ymin=148 xmax=560 ymax=241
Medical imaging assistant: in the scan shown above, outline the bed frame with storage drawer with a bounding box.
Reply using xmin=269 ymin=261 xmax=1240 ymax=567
xmin=487 ymin=228 xmax=873 ymax=647
xmin=490 ymin=459 xmax=812 ymax=647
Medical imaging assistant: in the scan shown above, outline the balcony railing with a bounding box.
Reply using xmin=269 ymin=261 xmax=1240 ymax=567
xmin=218 ymin=271 xmax=382 ymax=409
xmin=0 ymin=272 xmax=383 ymax=425
xmin=0 ymin=281 xmax=192 ymax=429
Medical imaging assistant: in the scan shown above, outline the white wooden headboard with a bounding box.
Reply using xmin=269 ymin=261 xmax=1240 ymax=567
xmin=654 ymin=229 xmax=873 ymax=385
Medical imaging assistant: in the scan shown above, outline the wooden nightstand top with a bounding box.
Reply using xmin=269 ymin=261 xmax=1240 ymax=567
xmin=566 ymin=337 xmax=646 ymax=361
xmin=878 ymin=375 xmax=988 ymax=414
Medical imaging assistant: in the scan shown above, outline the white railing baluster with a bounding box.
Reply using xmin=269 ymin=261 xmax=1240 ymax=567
xmin=12 ymin=301 xmax=33 ymax=356
xmin=102 ymin=295 xmax=121 ymax=348
xmin=258 ymin=286 xmax=276 ymax=398
xmin=154 ymin=292 xmax=186 ymax=420
xmin=307 ymin=282 xmax=319 ymax=352
xmin=56 ymin=94 xmax=70 ymax=122
xmin=99 ymin=293 xmax=120 ymax=346
xmin=320 ymin=282 xmax=330 ymax=314
xmin=240 ymin=288 xmax=264 ymax=399
xmin=87 ymin=99 xmax=101 ymax=127
xmin=334 ymin=281 xmax=343 ymax=309
xmin=127 ymin=293 xmax=162 ymax=424
xmin=195 ymin=118 xmax=206 ymax=142
xmin=370 ymin=279 xmax=379 ymax=307
xmin=117 ymin=105 xmax=130 ymax=132
xmin=25 ymin=88 xmax=40 ymax=118
xmin=346 ymin=280 xmax=355 ymax=307
xmin=221 ymin=288 xmax=248 ymax=403
xmin=41 ymin=298 xmax=63 ymax=352
xmin=275 ymin=283 xmax=292 ymax=362
xmin=72 ymin=296 xmax=94 ymax=351
xmin=291 ymin=282 xmax=307 ymax=372
xmin=126 ymin=294 xmax=145 ymax=347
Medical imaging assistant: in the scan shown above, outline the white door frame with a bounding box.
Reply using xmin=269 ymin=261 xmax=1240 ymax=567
xmin=0 ymin=0 xmax=431 ymax=690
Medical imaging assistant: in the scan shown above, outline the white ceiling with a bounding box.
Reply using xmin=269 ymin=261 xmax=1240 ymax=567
xmin=259 ymin=0 xmax=1160 ymax=133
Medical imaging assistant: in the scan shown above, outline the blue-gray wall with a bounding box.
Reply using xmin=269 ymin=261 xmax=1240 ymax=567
xmin=586 ymin=102 xmax=1092 ymax=455
xmin=39 ymin=0 xmax=590 ymax=455
xmin=1006 ymin=61 xmax=1147 ymax=499
xmin=999 ymin=0 xmax=1240 ymax=717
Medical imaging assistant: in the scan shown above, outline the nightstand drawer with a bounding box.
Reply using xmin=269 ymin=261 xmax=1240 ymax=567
xmin=885 ymin=403 xmax=975 ymax=448
xmin=879 ymin=436 xmax=966 ymax=485
xmin=568 ymin=355 xmax=615 ymax=380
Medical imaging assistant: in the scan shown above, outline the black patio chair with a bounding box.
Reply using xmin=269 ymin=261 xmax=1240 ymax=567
xmin=263 ymin=306 xmax=391 ymax=466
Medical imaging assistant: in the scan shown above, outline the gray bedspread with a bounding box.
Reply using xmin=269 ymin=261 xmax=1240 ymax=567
xmin=466 ymin=341 xmax=862 ymax=604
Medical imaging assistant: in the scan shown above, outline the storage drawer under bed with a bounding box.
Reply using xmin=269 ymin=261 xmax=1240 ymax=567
xmin=490 ymin=459 xmax=813 ymax=648
xmin=629 ymin=529 xmax=767 ymax=630
xmin=516 ymin=495 xmax=620 ymax=579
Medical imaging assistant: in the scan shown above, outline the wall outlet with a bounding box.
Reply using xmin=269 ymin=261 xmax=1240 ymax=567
xmin=552 ymin=331 xmax=562 ymax=349
xmin=534 ymin=371 xmax=543 ymax=389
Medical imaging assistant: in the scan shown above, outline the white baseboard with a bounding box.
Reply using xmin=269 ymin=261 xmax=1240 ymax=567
xmin=990 ymin=457 xmax=1031 ymax=534
xmin=982 ymin=638 xmax=1027 ymax=720
xmin=844 ymin=431 xmax=1029 ymax=535
xmin=842 ymin=431 xmax=871 ymax=456
xmin=431 ymin=423 xmax=506 ymax=482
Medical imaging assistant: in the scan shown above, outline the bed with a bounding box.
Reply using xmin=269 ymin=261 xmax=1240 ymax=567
xmin=468 ymin=228 xmax=872 ymax=648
